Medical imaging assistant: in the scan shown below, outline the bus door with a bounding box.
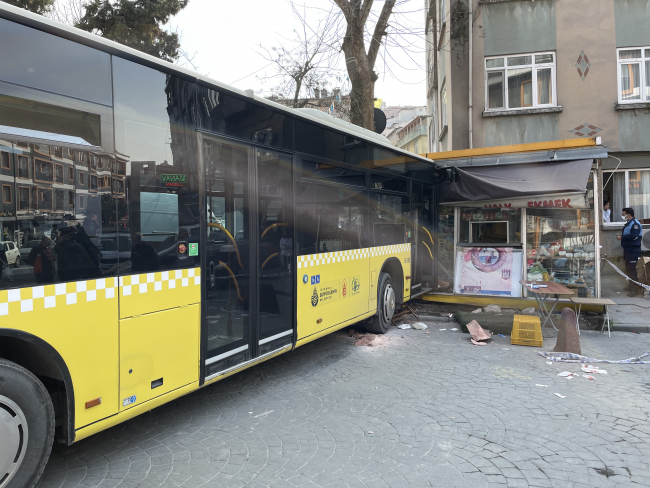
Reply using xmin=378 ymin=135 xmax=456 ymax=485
xmin=201 ymin=135 xmax=294 ymax=381
xmin=411 ymin=183 xmax=434 ymax=297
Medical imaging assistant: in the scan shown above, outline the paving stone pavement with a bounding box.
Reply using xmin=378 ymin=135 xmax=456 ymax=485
xmin=40 ymin=322 xmax=650 ymax=488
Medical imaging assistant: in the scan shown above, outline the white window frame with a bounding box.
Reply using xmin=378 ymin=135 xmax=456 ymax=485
xmin=602 ymin=168 xmax=650 ymax=227
xmin=616 ymin=47 xmax=650 ymax=104
xmin=440 ymin=82 xmax=447 ymax=128
xmin=484 ymin=51 xmax=557 ymax=111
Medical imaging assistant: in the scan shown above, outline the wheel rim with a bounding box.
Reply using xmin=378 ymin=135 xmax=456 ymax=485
xmin=0 ymin=396 xmax=28 ymax=488
xmin=382 ymin=283 xmax=395 ymax=320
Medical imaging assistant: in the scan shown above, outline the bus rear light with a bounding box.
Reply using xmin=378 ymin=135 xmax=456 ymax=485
xmin=406 ymin=275 xmax=411 ymax=280
xmin=85 ymin=397 xmax=102 ymax=409
xmin=317 ymin=319 xmax=322 ymax=324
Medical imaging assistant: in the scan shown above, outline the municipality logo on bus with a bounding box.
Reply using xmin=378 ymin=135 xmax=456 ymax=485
xmin=311 ymin=287 xmax=319 ymax=307
xmin=352 ymin=277 xmax=360 ymax=293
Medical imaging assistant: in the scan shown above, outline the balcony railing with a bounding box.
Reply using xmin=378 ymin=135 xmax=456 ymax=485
xmin=396 ymin=125 xmax=428 ymax=148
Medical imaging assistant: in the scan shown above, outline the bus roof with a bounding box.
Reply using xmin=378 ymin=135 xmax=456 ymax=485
xmin=0 ymin=1 xmax=436 ymax=168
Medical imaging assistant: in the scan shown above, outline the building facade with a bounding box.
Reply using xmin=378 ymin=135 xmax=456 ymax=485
xmin=386 ymin=115 xmax=430 ymax=154
xmin=425 ymin=0 xmax=650 ymax=260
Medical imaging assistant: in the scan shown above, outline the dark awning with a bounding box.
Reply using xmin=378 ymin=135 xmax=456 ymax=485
xmin=441 ymin=159 xmax=593 ymax=209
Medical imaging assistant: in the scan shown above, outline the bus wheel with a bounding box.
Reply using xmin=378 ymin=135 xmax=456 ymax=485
xmin=366 ymin=272 xmax=395 ymax=334
xmin=0 ymin=359 xmax=55 ymax=488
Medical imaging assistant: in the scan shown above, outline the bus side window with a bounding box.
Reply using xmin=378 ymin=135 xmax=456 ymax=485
xmin=113 ymin=57 xmax=199 ymax=273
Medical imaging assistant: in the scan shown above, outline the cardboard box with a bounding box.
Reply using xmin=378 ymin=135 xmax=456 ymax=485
xmin=637 ymin=257 xmax=650 ymax=270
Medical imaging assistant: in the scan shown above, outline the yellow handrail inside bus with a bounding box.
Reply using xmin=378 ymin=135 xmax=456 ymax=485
xmin=423 ymin=241 xmax=433 ymax=259
xmin=261 ymin=222 xmax=289 ymax=239
xmin=421 ymin=226 xmax=434 ymax=246
xmin=207 ymin=222 xmax=243 ymax=268
xmin=261 ymin=252 xmax=279 ymax=270
xmin=219 ymin=260 xmax=243 ymax=302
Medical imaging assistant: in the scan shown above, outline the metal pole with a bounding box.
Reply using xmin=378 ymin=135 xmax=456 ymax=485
xmin=468 ymin=0 xmax=473 ymax=149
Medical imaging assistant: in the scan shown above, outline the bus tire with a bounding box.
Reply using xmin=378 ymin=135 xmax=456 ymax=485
xmin=0 ymin=358 xmax=55 ymax=488
xmin=366 ymin=272 xmax=395 ymax=334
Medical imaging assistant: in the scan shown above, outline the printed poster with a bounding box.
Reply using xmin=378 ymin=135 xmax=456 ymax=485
xmin=454 ymin=247 xmax=522 ymax=297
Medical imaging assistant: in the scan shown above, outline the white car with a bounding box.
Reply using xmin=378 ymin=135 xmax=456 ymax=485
xmin=1 ymin=241 xmax=21 ymax=267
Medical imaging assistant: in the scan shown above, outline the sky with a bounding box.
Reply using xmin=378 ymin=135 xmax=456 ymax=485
xmin=167 ymin=0 xmax=427 ymax=108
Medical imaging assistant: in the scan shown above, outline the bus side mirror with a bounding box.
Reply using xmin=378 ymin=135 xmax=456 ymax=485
xmin=445 ymin=168 xmax=455 ymax=182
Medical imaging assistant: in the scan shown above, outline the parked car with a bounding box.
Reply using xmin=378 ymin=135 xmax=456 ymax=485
xmin=20 ymin=240 xmax=42 ymax=261
xmin=1 ymin=241 xmax=21 ymax=267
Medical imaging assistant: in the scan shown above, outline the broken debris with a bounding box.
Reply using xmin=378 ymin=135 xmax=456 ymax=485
xmin=554 ymin=393 xmax=566 ymax=399
xmin=484 ymin=304 xmax=502 ymax=313
xmin=411 ymin=322 xmax=428 ymax=330
xmin=466 ymin=320 xmax=492 ymax=341
xmin=396 ymin=324 xmax=411 ymax=330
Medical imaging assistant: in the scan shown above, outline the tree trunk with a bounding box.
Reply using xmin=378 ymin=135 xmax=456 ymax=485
xmin=348 ymin=75 xmax=375 ymax=129
xmin=333 ymin=0 xmax=395 ymax=131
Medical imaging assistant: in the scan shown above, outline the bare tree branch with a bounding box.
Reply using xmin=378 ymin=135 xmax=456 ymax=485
xmin=367 ymin=0 xmax=395 ymax=73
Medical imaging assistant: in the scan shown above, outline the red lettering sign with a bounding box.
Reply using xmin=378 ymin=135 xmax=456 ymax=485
xmin=527 ymin=198 xmax=573 ymax=208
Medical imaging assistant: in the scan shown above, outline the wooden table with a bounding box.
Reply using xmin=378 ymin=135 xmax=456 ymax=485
xmin=570 ymin=297 xmax=617 ymax=337
xmin=520 ymin=281 xmax=574 ymax=330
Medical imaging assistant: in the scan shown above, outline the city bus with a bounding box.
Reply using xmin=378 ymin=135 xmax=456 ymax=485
xmin=0 ymin=4 xmax=445 ymax=487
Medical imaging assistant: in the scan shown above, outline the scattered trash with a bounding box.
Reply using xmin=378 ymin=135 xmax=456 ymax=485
xmin=471 ymin=308 xmax=482 ymax=314
xmin=397 ymin=324 xmax=411 ymax=330
xmin=581 ymin=365 xmax=608 ymax=374
xmin=540 ymin=351 xmax=650 ymax=364
xmin=554 ymin=393 xmax=566 ymax=398
xmin=439 ymin=328 xmax=447 ymax=331
xmin=450 ymin=328 xmax=458 ymax=331
xmin=522 ymin=307 xmax=536 ymax=314
xmin=411 ymin=322 xmax=428 ymax=330
xmin=583 ymin=375 xmax=595 ymax=380
xmin=367 ymin=431 xmax=374 ymax=434
xmin=632 ymin=331 xmax=641 ymax=334
xmin=546 ymin=361 xmax=553 ymax=365
xmin=484 ymin=304 xmax=501 ymax=313
xmin=348 ymin=329 xmax=357 ymax=337
xmin=471 ymin=339 xmax=487 ymax=346
xmin=497 ymin=334 xmax=506 ymax=337
xmin=536 ymin=384 xmax=548 ymax=387
xmin=557 ymin=372 xmax=574 ymax=377
xmin=448 ymin=313 xmax=453 ymax=318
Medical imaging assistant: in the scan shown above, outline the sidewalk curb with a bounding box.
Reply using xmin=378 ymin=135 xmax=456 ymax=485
xmin=612 ymin=324 xmax=650 ymax=333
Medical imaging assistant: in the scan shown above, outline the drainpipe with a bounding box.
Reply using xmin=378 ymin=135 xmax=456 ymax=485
xmin=468 ymin=0 xmax=473 ymax=149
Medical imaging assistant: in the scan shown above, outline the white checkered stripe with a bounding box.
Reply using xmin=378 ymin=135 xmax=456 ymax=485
xmin=0 ymin=278 xmax=118 ymax=316
xmin=119 ymin=267 xmax=201 ymax=296
xmin=297 ymin=244 xmax=410 ymax=269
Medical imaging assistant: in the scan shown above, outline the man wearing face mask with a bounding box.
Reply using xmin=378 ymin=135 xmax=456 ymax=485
xmin=617 ymin=207 xmax=643 ymax=296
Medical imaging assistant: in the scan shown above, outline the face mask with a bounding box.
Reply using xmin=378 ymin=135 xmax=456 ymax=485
xmin=623 ymin=215 xmax=629 ymax=221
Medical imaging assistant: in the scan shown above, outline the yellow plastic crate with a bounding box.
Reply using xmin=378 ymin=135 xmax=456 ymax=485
xmin=511 ymin=314 xmax=543 ymax=347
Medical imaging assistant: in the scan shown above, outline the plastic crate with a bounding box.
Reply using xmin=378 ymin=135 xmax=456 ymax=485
xmin=511 ymin=315 xmax=543 ymax=347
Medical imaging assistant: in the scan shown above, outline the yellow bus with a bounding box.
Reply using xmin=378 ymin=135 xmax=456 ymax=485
xmin=0 ymin=4 xmax=445 ymax=487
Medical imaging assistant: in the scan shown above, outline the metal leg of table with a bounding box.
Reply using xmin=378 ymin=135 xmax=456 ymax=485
xmin=536 ymin=293 xmax=559 ymax=331
xmin=535 ymin=294 xmax=550 ymax=328
xmin=601 ymin=305 xmax=611 ymax=337
xmin=542 ymin=295 xmax=560 ymax=331
xmin=576 ymin=304 xmax=582 ymax=335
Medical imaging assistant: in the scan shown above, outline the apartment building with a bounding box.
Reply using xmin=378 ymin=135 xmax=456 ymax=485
xmin=425 ymin=0 xmax=650 ymax=260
